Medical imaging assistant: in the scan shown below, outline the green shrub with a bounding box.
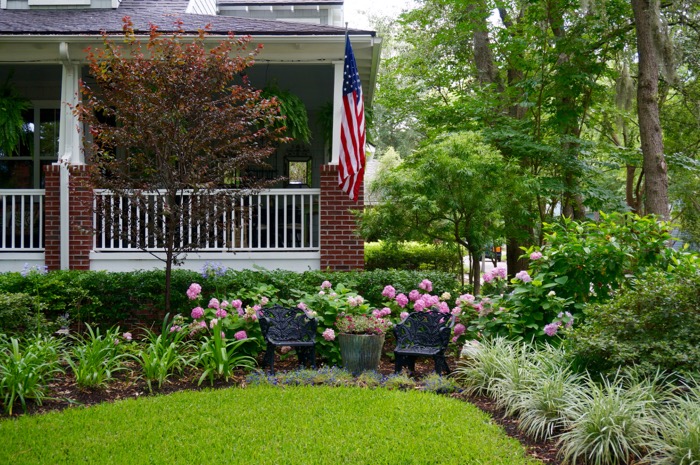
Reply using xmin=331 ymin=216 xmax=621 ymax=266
xmin=66 ymin=325 xmax=131 ymax=389
xmin=0 ymin=293 xmax=46 ymax=336
xmin=365 ymin=241 xmax=462 ymax=274
xmin=568 ymin=269 xmax=700 ymax=377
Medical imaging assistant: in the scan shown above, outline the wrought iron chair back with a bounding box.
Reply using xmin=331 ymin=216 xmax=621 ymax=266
xmin=258 ymin=305 xmax=317 ymax=373
xmin=393 ymin=309 xmax=454 ymax=375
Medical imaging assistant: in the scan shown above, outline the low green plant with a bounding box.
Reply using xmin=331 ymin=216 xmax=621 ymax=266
xmin=421 ymin=373 xmax=460 ymax=394
xmin=453 ymin=337 xmax=519 ymax=396
xmin=383 ymin=373 xmax=417 ymax=390
xmin=66 ymin=325 xmax=130 ymax=389
xmin=136 ymin=315 xmax=194 ymax=393
xmin=558 ymin=375 xmax=657 ymax=465
xmin=0 ymin=293 xmax=48 ymax=336
xmin=646 ymin=387 xmax=700 ymax=465
xmin=0 ymin=336 xmax=64 ymax=414
xmin=196 ymin=319 xmax=256 ymax=385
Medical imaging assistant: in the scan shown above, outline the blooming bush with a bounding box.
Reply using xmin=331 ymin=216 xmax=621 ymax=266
xmin=334 ymin=313 xmax=392 ymax=335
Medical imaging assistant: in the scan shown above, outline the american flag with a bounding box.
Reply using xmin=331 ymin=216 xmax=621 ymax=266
xmin=338 ymin=36 xmax=366 ymax=202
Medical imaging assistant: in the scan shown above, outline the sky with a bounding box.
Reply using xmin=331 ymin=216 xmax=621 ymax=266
xmin=343 ymin=0 xmax=417 ymax=29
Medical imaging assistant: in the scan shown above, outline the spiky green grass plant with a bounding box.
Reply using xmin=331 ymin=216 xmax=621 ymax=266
xmin=0 ymin=386 xmax=542 ymax=465
xmin=66 ymin=325 xmax=130 ymax=389
xmin=453 ymin=336 xmax=519 ymax=396
xmin=558 ymin=375 xmax=657 ymax=465
xmin=645 ymin=387 xmax=700 ymax=465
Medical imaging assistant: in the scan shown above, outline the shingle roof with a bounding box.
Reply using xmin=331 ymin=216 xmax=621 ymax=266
xmin=0 ymin=0 xmax=371 ymax=36
xmin=220 ymin=1 xmax=342 ymax=4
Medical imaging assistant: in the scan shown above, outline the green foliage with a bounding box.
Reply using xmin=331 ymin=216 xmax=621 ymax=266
xmin=66 ymin=325 xmax=130 ymax=389
xmin=0 ymin=335 xmax=64 ymax=415
xmin=420 ymin=373 xmax=460 ymax=394
xmin=262 ymin=85 xmax=311 ymax=143
xmin=195 ymin=320 xmax=256 ymax=385
xmin=648 ymin=387 xmax=700 ymax=465
xmin=0 ymin=386 xmax=540 ymax=464
xmin=365 ymin=241 xmax=462 ymax=274
xmin=135 ymin=315 xmax=194 ymax=393
xmin=0 ymin=293 xmax=47 ymax=336
xmin=0 ymin=73 xmax=31 ymax=157
xmin=568 ymin=268 xmax=700 ymax=376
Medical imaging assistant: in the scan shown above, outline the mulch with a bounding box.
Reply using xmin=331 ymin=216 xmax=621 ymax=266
xmin=11 ymin=350 xmax=561 ymax=465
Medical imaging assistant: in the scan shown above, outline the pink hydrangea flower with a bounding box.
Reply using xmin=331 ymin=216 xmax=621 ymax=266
xmin=122 ymin=332 xmax=132 ymax=341
xmin=493 ymin=267 xmax=507 ymax=279
xmin=186 ymin=283 xmax=202 ymax=300
xmin=210 ymin=318 xmax=218 ymax=328
xmin=191 ymin=307 xmax=204 ymax=319
xmin=453 ymin=323 xmax=466 ymax=337
xmin=395 ymin=293 xmax=409 ymax=308
xmin=437 ymin=302 xmax=450 ymax=313
xmin=372 ymin=309 xmax=381 ymax=318
xmin=221 ymin=300 xmax=229 ymax=308
xmin=297 ymin=302 xmax=308 ymax=311
xmin=215 ymin=308 xmax=228 ymax=319
xmin=515 ymin=270 xmax=532 ymax=283
xmin=260 ymin=296 xmax=269 ymax=305
xmin=457 ymin=294 xmax=475 ymax=305
xmin=321 ymin=280 xmax=332 ymax=289
xmin=419 ymin=279 xmax=433 ymax=292
xmin=322 ymin=328 xmax=336 ymax=341
xmin=408 ymin=290 xmax=421 ymax=302
xmin=221 ymin=331 xmax=226 ymax=339
xmin=530 ymin=251 xmax=543 ymax=260
xmin=380 ymin=307 xmax=392 ymax=317
xmin=451 ymin=307 xmax=462 ymax=316
xmin=231 ymin=299 xmax=243 ymax=309
xmin=400 ymin=311 xmax=409 ymax=320
xmin=170 ymin=325 xmax=181 ymax=333
xmin=382 ymin=285 xmax=396 ymax=299
xmin=413 ymin=300 xmax=426 ymax=312
xmin=482 ymin=271 xmax=494 ymax=283
xmin=234 ymin=330 xmax=247 ymax=340
xmin=208 ymin=298 xmax=220 ymax=309
xmin=544 ymin=322 xmax=561 ymax=336
xmin=452 ymin=336 xmax=459 ymax=343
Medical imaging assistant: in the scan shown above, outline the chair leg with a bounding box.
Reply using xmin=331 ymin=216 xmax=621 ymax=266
xmin=434 ymin=354 xmax=450 ymax=375
xmin=408 ymin=356 xmax=416 ymax=373
xmin=395 ymin=354 xmax=404 ymax=374
xmin=310 ymin=347 xmax=316 ymax=369
xmin=264 ymin=342 xmax=276 ymax=374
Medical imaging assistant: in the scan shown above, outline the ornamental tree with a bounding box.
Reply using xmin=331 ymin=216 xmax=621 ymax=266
xmin=76 ymin=19 xmax=287 ymax=311
xmin=359 ymin=131 xmax=513 ymax=293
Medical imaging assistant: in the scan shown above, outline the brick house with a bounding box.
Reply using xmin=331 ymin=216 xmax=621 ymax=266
xmin=0 ymin=0 xmax=380 ymax=272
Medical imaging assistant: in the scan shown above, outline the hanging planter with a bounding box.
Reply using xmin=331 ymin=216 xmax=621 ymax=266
xmin=0 ymin=72 xmax=31 ymax=157
xmin=262 ymin=85 xmax=311 ymax=144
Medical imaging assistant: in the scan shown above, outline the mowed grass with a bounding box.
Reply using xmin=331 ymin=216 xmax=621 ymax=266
xmin=1 ymin=385 xmax=541 ymax=465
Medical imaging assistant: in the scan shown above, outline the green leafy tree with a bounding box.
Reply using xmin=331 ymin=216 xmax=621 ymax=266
xmin=76 ymin=19 xmax=288 ymax=311
xmin=359 ymin=131 xmax=512 ymax=293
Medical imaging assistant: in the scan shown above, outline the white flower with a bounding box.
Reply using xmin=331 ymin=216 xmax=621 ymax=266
xmin=547 ymin=290 xmax=556 ymax=297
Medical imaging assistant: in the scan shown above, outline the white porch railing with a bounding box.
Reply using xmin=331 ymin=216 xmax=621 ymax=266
xmin=93 ymin=189 xmax=321 ymax=252
xmin=0 ymin=189 xmax=45 ymax=251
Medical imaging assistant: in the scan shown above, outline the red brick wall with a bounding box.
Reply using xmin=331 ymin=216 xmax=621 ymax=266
xmin=43 ymin=164 xmax=93 ymax=271
xmin=319 ymin=164 xmax=364 ymax=270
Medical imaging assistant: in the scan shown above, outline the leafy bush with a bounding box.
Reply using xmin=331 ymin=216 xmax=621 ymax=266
xmin=0 ymin=293 xmax=47 ymax=336
xmin=365 ymin=241 xmax=462 ymax=274
xmin=568 ymin=269 xmax=700 ymax=376
xmin=195 ymin=319 xmax=256 ymax=385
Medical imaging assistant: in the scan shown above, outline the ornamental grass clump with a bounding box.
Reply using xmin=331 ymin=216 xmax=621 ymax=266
xmin=646 ymin=387 xmax=700 ymax=465
xmin=0 ymin=335 xmax=64 ymax=415
xmin=558 ymin=375 xmax=657 ymax=465
xmin=453 ymin=336 xmax=519 ymax=396
xmin=66 ymin=324 xmax=130 ymax=389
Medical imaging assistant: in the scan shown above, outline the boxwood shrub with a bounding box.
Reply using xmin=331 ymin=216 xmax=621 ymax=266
xmin=365 ymin=241 xmax=462 ymax=274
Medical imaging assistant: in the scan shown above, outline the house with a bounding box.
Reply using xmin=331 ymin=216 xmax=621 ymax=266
xmin=0 ymin=0 xmax=380 ymax=273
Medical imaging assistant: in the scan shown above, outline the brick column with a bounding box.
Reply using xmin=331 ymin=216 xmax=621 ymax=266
xmin=43 ymin=165 xmax=93 ymax=271
xmin=319 ymin=164 xmax=364 ymax=270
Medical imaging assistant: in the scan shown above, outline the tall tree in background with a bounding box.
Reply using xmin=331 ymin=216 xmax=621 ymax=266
xmin=631 ymin=0 xmax=670 ymax=219
xmin=77 ymin=20 xmax=287 ymax=311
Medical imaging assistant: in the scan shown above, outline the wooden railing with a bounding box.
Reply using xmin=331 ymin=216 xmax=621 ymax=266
xmin=93 ymin=189 xmax=320 ymax=252
xmin=0 ymin=189 xmax=45 ymax=251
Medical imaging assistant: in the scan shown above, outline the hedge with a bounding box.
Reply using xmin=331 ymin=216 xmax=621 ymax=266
xmin=0 ymin=268 xmax=462 ymax=332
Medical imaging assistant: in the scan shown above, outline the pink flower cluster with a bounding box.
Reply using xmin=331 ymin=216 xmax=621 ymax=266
xmin=382 ymin=285 xmax=396 ymax=299
xmin=234 ymin=330 xmax=247 ymax=340
xmin=187 ymin=283 xmax=202 ymax=300
xmin=372 ymin=307 xmax=392 ymax=318
xmin=530 ymin=251 xmax=543 ymax=260
xmin=322 ymin=328 xmax=336 ymax=341
xmin=419 ymin=279 xmax=433 ymax=292
xmin=482 ymin=267 xmax=507 ymax=284
xmin=347 ymin=295 xmax=364 ymax=307
xmin=515 ymin=270 xmax=532 ymax=283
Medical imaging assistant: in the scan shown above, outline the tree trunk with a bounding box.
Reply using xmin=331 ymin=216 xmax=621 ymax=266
xmin=470 ymin=252 xmax=482 ymax=295
xmin=631 ymin=0 xmax=670 ymax=220
xmin=506 ymin=235 xmax=530 ymax=280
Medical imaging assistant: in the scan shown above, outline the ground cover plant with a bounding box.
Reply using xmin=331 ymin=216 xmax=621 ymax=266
xmin=0 ymin=385 xmax=541 ymax=465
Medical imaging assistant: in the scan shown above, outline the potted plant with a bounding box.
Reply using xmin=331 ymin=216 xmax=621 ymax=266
xmin=0 ymin=72 xmax=31 ymax=157
xmin=334 ymin=309 xmax=392 ymax=375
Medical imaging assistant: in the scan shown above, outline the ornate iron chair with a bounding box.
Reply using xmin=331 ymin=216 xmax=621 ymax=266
xmin=393 ymin=309 xmax=453 ymax=375
xmin=258 ymin=305 xmax=318 ymax=374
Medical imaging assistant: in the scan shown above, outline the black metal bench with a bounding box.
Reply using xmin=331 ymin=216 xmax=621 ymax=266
xmin=393 ymin=309 xmax=453 ymax=375
xmin=258 ymin=305 xmax=318 ymax=374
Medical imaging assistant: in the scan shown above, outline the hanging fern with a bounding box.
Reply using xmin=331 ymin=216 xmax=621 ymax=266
xmin=0 ymin=72 xmax=31 ymax=157
xmin=262 ymin=85 xmax=311 ymax=144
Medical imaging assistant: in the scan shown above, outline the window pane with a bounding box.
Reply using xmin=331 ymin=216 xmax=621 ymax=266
xmin=0 ymin=160 xmax=33 ymax=188
xmin=39 ymin=108 xmax=59 ymax=159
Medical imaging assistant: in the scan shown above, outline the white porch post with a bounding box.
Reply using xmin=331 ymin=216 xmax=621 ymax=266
xmin=330 ymin=60 xmax=343 ymax=165
xmin=58 ymin=42 xmax=83 ymax=269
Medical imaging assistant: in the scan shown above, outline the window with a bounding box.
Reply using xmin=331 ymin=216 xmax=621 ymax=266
xmin=0 ymin=104 xmax=59 ymax=189
xmin=285 ymin=157 xmax=311 ymax=187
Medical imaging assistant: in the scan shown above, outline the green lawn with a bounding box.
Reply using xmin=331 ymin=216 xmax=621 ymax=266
xmin=1 ymin=386 xmax=541 ymax=464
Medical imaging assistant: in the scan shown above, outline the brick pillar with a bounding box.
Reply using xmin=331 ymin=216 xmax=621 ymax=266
xmin=319 ymin=164 xmax=364 ymax=270
xmin=43 ymin=165 xmax=93 ymax=271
